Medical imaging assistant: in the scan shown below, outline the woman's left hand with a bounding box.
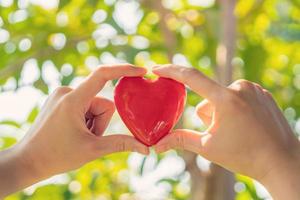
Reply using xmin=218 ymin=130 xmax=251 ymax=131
xmin=0 ymin=64 xmax=149 ymax=198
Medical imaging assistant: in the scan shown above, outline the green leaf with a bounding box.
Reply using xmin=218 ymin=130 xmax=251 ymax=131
xmin=156 ymin=178 xmax=178 ymax=186
xmin=27 ymin=106 xmax=39 ymax=123
xmin=61 ymin=73 xmax=75 ymax=86
xmin=0 ymin=137 xmax=17 ymax=150
xmin=0 ymin=120 xmax=21 ymax=128
xmin=58 ymin=0 xmax=69 ymax=9
xmin=87 ymin=0 xmax=98 ymax=6
xmin=34 ymin=78 xmax=49 ymax=94
xmin=89 ymin=171 xmax=100 ymax=190
xmin=139 ymin=156 xmax=147 ymax=176
xmin=236 ymin=175 xmax=264 ymax=200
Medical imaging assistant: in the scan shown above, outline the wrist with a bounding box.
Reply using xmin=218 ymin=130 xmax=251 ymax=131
xmin=259 ymin=144 xmax=300 ymax=200
xmin=0 ymin=143 xmax=50 ymax=197
xmin=0 ymin=145 xmax=38 ymax=197
xmin=14 ymin=142 xmax=51 ymax=182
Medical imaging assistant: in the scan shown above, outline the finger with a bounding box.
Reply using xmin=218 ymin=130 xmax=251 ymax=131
xmin=152 ymin=65 xmax=223 ymax=103
xmin=154 ymin=129 xmax=210 ymax=154
xmin=196 ymin=100 xmax=213 ymax=126
xmin=34 ymin=87 xmax=73 ymax=126
xmin=73 ymin=64 xmax=147 ymax=102
xmin=87 ymin=97 xmax=115 ymax=136
xmin=96 ymin=135 xmax=150 ymax=155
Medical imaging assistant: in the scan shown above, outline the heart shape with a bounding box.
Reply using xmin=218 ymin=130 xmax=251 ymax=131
xmin=114 ymin=77 xmax=186 ymax=146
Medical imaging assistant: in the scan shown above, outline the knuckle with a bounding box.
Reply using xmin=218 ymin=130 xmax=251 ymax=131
xmin=97 ymin=66 xmax=108 ymax=73
xmin=53 ymin=86 xmax=72 ymax=97
xmin=58 ymin=94 xmax=76 ymax=109
xmin=51 ymin=87 xmax=76 ymax=111
xmin=253 ymin=83 xmax=263 ymax=90
xmin=223 ymin=90 xmax=248 ymax=110
xmin=233 ymin=79 xmax=248 ymax=85
xmin=182 ymin=68 xmax=198 ymax=76
xmin=181 ymin=68 xmax=199 ymax=83
xmin=232 ymin=79 xmax=254 ymax=91
xmin=95 ymin=66 xmax=109 ymax=80
xmin=263 ymin=89 xmax=273 ymax=98
xmin=262 ymin=89 xmax=270 ymax=94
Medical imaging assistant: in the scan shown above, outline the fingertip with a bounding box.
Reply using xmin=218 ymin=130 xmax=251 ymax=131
xmin=132 ymin=66 xmax=148 ymax=76
xmin=152 ymin=65 xmax=164 ymax=74
xmin=151 ymin=64 xmax=179 ymax=81
xmin=140 ymin=68 xmax=148 ymax=75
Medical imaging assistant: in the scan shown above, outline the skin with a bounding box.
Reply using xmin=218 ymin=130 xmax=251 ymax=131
xmin=0 ymin=64 xmax=149 ymax=198
xmin=153 ymin=65 xmax=300 ymax=200
xmin=1 ymin=63 xmax=299 ymax=199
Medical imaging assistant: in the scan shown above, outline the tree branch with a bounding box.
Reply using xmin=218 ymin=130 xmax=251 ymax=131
xmin=216 ymin=0 xmax=236 ymax=85
xmin=0 ymin=36 xmax=90 ymax=82
xmin=208 ymin=0 xmax=237 ymax=199
xmin=141 ymin=0 xmax=177 ymax=61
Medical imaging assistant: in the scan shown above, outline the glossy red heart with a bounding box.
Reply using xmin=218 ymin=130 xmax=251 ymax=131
xmin=114 ymin=77 xmax=186 ymax=146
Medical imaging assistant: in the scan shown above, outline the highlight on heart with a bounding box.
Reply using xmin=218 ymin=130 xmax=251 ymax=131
xmin=1 ymin=1 xmax=299 ymax=200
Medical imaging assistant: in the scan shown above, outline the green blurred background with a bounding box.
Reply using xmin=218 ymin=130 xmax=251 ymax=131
xmin=0 ymin=0 xmax=299 ymax=199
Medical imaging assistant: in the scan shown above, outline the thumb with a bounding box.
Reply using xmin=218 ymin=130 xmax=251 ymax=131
xmin=96 ymin=135 xmax=150 ymax=156
xmin=154 ymin=129 xmax=211 ymax=155
xmin=86 ymin=97 xmax=115 ymax=136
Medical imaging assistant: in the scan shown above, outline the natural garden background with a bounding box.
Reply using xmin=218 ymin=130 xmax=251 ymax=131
xmin=0 ymin=0 xmax=300 ymax=199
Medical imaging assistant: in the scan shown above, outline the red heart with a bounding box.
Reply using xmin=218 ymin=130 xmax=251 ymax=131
xmin=114 ymin=77 xmax=186 ymax=146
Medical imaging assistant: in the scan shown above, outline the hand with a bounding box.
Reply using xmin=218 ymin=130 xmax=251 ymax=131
xmin=0 ymin=64 xmax=149 ymax=198
xmin=153 ymin=65 xmax=300 ymax=200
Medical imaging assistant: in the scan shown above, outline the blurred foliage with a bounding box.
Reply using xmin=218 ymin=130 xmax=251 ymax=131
xmin=0 ymin=0 xmax=300 ymax=199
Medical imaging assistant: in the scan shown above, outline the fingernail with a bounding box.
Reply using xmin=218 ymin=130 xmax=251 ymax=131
xmin=136 ymin=66 xmax=148 ymax=72
xmin=129 ymin=65 xmax=142 ymax=69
